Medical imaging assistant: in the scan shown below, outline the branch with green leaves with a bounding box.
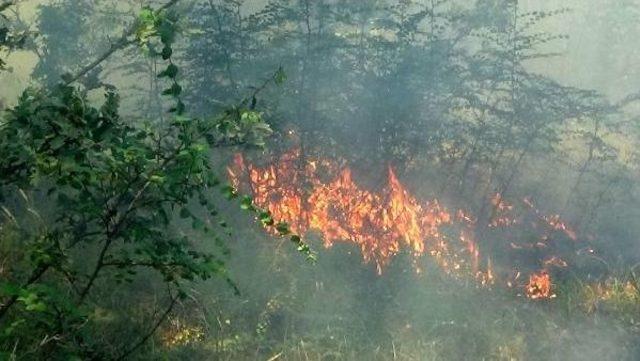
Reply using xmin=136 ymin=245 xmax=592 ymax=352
xmin=0 ymin=0 xmax=31 ymax=72
xmin=62 ymin=0 xmax=180 ymax=85
xmin=0 ymin=1 xmax=315 ymax=357
xmin=137 ymin=3 xmax=313 ymax=260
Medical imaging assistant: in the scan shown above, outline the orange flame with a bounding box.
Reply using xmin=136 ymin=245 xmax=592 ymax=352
xmin=526 ymin=270 xmax=555 ymax=300
xmin=228 ymin=148 xmax=580 ymax=292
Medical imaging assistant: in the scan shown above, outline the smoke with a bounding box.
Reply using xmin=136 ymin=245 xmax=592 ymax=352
xmin=205 ymin=222 xmax=639 ymax=360
xmin=3 ymin=0 xmax=640 ymax=359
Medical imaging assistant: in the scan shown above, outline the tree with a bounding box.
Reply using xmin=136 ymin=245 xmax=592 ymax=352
xmin=0 ymin=3 xmax=311 ymax=359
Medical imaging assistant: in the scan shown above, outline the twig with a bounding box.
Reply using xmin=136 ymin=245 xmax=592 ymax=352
xmin=245 ymin=69 xmax=280 ymax=109
xmin=64 ymin=0 xmax=180 ymax=86
xmin=116 ymin=292 xmax=178 ymax=361
xmin=77 ymin=178 xmax=153 ymax=303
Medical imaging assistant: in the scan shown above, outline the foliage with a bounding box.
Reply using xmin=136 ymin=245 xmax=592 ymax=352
xmin=0 ymin=3 xmax=312 ymax=359
xmin=2 ymin=0 xmax=640 ymax=360
xmin=0 ymin=1 xmax=31 ymax=72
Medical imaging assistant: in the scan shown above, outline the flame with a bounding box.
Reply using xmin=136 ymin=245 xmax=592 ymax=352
xmin=490 ymin=193 xmax=517 ymax=228
xmin=545 ymin=214 xmax=577 ymax=241
xmin=523 ymin=196 xmax=577 ymax=241
xmin=526 ymin=270 xmax=555 ymax=300
xmin=228 ymin=148 xmax=580 ymax=292
xmin=543 ymin=256 xmax=568 ymax=268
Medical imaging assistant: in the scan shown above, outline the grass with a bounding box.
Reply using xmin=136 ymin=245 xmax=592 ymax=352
xmin=154 ymin=229 xmax=640 ymax=361
xmin=557 ymin=273 xmax=640 ymax=328
xmin=157 ymin=270 xmax=640 ymax=361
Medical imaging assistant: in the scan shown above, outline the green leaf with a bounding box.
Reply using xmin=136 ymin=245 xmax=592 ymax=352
xmin=150 ymin=174 xmax=165 ymax=184
xmin=158 ymin=19 xmax=176 ymax=45
xmin=161 ymin=46 xmax=173 ymax=60
xmin=159 ymin=63 xmax=178 ymax=79
xmin=259 ymin=211 xmax=274 ymax=226
xmin=138 ymin=7 xmax=154 ymax=24
xmin=275 ymin=222 xmax=290 ymax=235
xmin=240 ymin=195 xmax=253 ymax=210
xmin=17 ymin=291 xmax=47 ymax=312
xmin=162 ymin=83 xmax=182 ymax=97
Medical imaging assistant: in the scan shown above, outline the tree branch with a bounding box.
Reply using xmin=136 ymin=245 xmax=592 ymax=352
xmin=0 ymin=264 xmax=49 ymax=321
xmin=116 ymin=292 xmax=178 ymax=361
xmin=77 ymin=178 xmax=153 ymax=304
xmin=64 ymin=0 xmax=180 ymax=86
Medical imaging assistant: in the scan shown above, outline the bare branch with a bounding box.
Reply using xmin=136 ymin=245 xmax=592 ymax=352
xmin=116 ymin=292 xmax=179 ymax=360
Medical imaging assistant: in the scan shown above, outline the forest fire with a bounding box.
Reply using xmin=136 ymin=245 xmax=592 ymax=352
xmin=228 ymin=149 xmax=577 ymax=299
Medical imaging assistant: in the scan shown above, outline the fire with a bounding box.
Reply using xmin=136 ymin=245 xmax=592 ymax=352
xmin=490 ymin=193 xmax=517 ymax=228
xmin=543 ymin=256 xmax=568 ymax=268
xmin=545 ymin=214 xmax=577 ymax=241
xmin=526 ymin=270 xmax=555 ymax=300
xmin=228 ymin=148 xmax=581 ymax=294
xmin=523 ymin=196 xmax=577 ymax=241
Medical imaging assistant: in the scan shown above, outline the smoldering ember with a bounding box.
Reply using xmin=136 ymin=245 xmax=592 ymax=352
xmin=2 ymin=1 xmax=640 ymax=360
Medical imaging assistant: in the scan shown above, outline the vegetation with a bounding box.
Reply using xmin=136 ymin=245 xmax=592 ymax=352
xmin=1 ymin=0 xmax=640 ymax=360
xmin=0 ymin=2 xmax=309 ymax=359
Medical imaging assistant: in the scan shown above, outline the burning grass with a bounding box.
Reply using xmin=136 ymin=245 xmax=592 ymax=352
xmin=158 ymin=195 xmax=640 ymax=360
xmin=166 ymin=149 xmax=640 ymax=360
xmin=227 ymin=149 xmax=584 ymax=300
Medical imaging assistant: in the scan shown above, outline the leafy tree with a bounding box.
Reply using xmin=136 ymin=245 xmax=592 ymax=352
xmin=0 ymin=3 xmax=311 ymax=359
